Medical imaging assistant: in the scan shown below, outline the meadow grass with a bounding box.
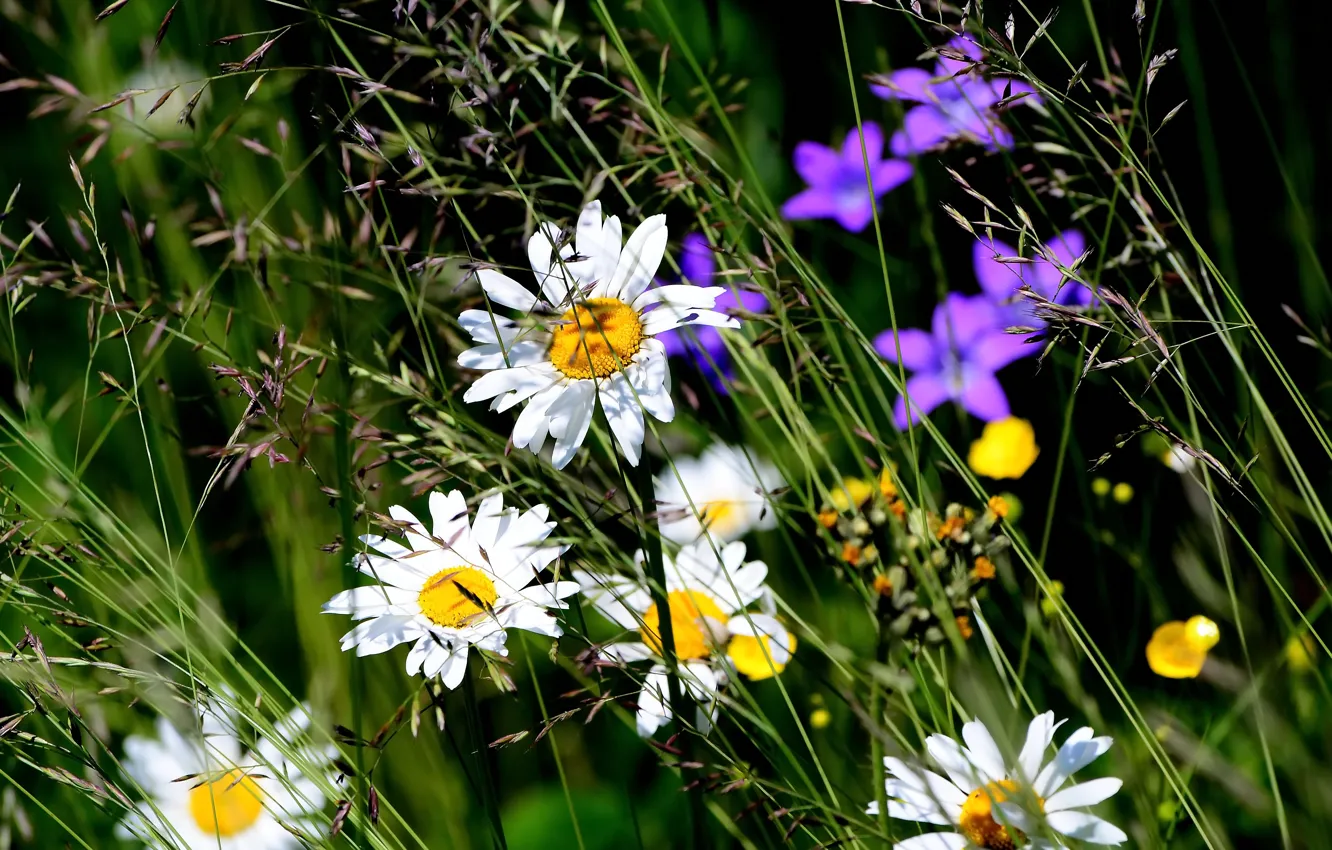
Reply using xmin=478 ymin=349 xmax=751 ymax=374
xmin=2 ymin=0 xmax=1330 ymax=848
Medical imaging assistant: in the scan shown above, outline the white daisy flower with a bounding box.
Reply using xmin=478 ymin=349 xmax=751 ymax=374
xmin=459 ymin=201 xmax=741 ymax=469
xmin=575 ymin=538 xmax=796 ymax=736
xmin=655 ymin=443 xmax=784 ymax=543
xmin=870 ymin=712 xmax=1126 ymax=849
xmin=323 ymin=489 xmax=577 ymax=689
xmin=117 ymin=701 xmax=331 ymax=850
xmin=1161 ymin=445 xmax=1196 ymax=474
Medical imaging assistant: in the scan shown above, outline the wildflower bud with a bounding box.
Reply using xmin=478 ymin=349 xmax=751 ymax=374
xmin=810 ymin=708 xmax=832 ymax=729
xmin=971 ymin=556 xmax=996 ymax=580
xmin=1286 ymin=634 xmax=1316 ymax=673
xmin=869 ymin=507 xmax=888 ymax=526
xmin=841 ymin=540 xmax=863 ymax=567
xmin=930 ymin=549 xmax=947 ymax=568
xmin=955 ymin=615 xmax=974 ymax=640
xmin=1112 ymin=482 xmax=1134 ymax=503
xmin=987 ymin=495 xmax=1009 ymax=519
xmin=878 ymin=469 xmax=897 ymax=500
xmin=851 ymin=517 xmax=871 ymax=537
xmin=1092 ymin=477 xmax=1112 ymax=497
xmin=872 ymin=574 xmax=894 ymax=597
xmin=862 ymin=544 xmax=879 ymax=564
xmin=1039 ymin=580 xmax=1065 ymax=618
xmin=817 ymin=509 xmax=838 ymax=529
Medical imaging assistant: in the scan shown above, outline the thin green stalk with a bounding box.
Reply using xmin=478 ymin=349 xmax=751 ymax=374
xmin=635 ymin=462 xmax=709 ymax=849
xmin=462 ymin=662 xmax=509 ymax=850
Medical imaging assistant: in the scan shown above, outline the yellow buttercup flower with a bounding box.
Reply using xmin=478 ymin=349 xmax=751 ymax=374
xmin=830 ymin=477 xmax=873 ymax=512
xmin=1146 ymin=615 xmax=1219 ymax=678
xmin=810 ymin=708 xmax=832 ymax=729
xmin=967 ymin=417 xmax=1039 ymax=480
xmin=1112 ymin=482 xmax=1134 ymax=504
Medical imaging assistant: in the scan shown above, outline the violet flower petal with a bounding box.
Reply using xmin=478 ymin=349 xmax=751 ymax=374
xmin=891 ymin=105 xmax=953 ymax=156
xmin=932 ymin=294 xmax=1003 ymax=353
xmin=893 ymin=372 xmax=954 ymax=428
xmin=793 ymin=141 xmax=843 ymax=186
xmin=680 ymin=233 xmax=716 ymax=287
xmin=871 ymin=67 xmax=936 ymax=102
xmin=781 ymin=187 xmax=841 ymax=221
xmin=875 ymin=328 xmax=941 ymax=372
xmin=959 ymin=372 xmax=1011 ymax=421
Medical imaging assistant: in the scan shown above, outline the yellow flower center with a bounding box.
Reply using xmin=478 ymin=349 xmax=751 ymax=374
xmin=548 ymin=297 xmax=643 ymax=379
xmin=418 ymin=567 xmax=499 ymax=628
xmin=698 ymin=500 xmax=742 ymax=536
xmin=640 ymin=590 xmax=727 ymax=660
xmin=727 ymin=630 xmax=796 ymax=680
xmin=959 ymin=779 xmax=1037 ymax=850
xmin=188 ymin=770 xmax=264 ymax=837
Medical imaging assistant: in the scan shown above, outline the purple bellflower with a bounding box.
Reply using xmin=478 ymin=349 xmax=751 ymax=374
xmin=875 ymin=293 xmax=1029 ymax=428
xmin=974 ymin=229 xmax=1094 ymax=334
xmin=872 ymin=34 xmax=1040 ymax=156
xmin=781 ymin=122 xmax=913 ymax=233
xmin=656 ymin=234 xmax=769 ymax=394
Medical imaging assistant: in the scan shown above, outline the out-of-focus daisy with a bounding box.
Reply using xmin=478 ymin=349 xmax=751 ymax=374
xmin=1160 ymin=445 xmax=1196 ymax=473
xmin=781 ymin=123 xmax=913 ymax=233
xmin=575 ymin=538 xmax=795 ymax=736
xmin=1146 ymin=615 xmax=1219 ymax=679
xmin=323 ymin=489 xmax=576 ymax=689
xmin=655 ymin=233 xmax=769 ymax=393
xmin=459 ymin=201 xmax=739 ymax=469
xmin=968 ymin=417 xmax=1040 ymax=480
xmin=654 ymin=443 xmax=784 ymax=543
xmin=117 ymin=702 xmax=331 ymax=850
xmin=870 ymin=712 xmax=1126 ymax=848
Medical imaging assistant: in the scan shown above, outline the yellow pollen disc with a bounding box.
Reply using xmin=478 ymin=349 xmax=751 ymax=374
xmin=959 ymin=779 xmax=1036 ymax=850
xmin=640 ymin=590 xmax=727 ymax=660
xmin=727 ymin=630 xmax=796 ymax=681
xmin=418 ymin=567 xmax=499 ymax=628
xmin=699 ymin=500 xmax=742 ymax=536
xmin=188 ymin=770 xmax=264 ymax=838
xmin=548 ymin=297 xmax=644 ymax=379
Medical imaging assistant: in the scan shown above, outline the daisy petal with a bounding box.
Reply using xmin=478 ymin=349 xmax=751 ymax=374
xmin=1045 ymin=777 xmax=1123 ymax=812
xmin=894 ymin=833 xmax=969 ymax=850
xmin=926 ymin=733 xmax=985 ymax=791
xmin=608 ymin=213 xmax=668 ymax=304
xmin=477 ymin=269 xmax=539 ymax=312
xmin=960 ymin=719 xmax=1007 ymax=783
xmin=1046 ymin=811 xmax=1128 ymax=845
xmin=1035 ymin=728 xmax=1114 ymax=797
xmin=1017 ymin=711 xmax=1064 ymax=783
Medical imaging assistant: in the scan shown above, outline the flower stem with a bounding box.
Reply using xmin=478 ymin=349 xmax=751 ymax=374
xmin=462 ymin=660 xmax=508 ymax=850
xmin=870 ymin=623 xmax=890 ymax=839
xmin=635 ymin=462 xmax=709 ymax=849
